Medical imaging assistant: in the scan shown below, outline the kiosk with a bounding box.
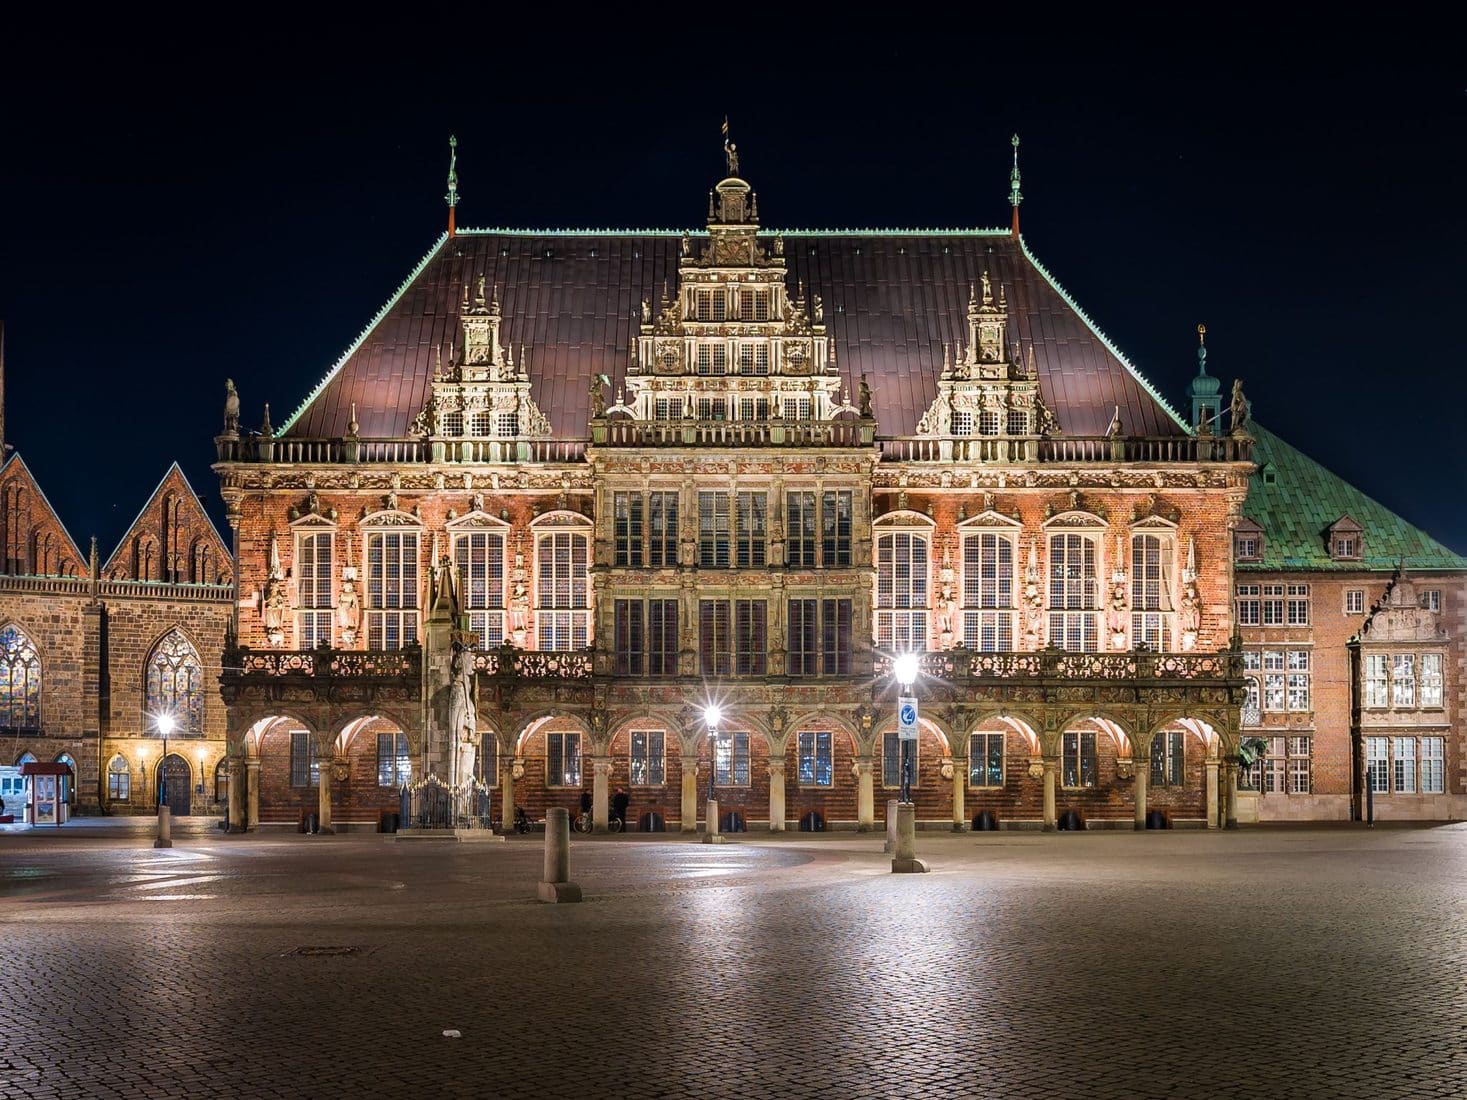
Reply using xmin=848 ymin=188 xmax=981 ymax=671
xmin=21 ymin=762 xmax=70 ymax=826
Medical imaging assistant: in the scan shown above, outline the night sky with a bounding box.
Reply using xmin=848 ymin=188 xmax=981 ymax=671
xmin=3 ymin=34 xmax=1463 ymax=557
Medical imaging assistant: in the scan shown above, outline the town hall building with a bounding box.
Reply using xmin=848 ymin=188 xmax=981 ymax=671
xmin=3 ymin=139 xmax=1462 ymax=831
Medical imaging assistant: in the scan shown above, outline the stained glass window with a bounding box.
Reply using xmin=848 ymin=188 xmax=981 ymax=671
xmin=146 ymin=629 xmax=203 ymax=736
xmin=0 ymin=624 xmax=41 ymax=730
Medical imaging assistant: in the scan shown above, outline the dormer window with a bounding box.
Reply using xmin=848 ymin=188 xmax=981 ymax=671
xmin=1233 ymin=518 xmax=1265 ymax=563
xmin=1328 ymin=517 xmax=1364 ymax=561
xmin=952 ymin=412 xmax=974 ymax=437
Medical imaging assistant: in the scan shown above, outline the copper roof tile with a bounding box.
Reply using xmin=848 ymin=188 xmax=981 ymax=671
xmin=283 ymin=231 xmax=1187 ymax=441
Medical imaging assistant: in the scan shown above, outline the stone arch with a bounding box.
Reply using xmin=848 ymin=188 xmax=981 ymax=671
xmin=873 ymin=712 xmax=953 ymax=756
xmin=1053 ymin=711 xmax=1136 ymax=757
xmin=779 ymin=710 xmax=862 ymax=757
xmin=241 ymin=712 xmax=319 ymax=757
xmin=967 ymin=709 xmax=1044 ymax=754
xmin=512 ymin=710 xmax=593 ymax=755
xmin=328 ymin=707 xmax=421 ymax=755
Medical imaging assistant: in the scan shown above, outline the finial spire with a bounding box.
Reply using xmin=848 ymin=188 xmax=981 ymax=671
xmin=1009 ymin=133 xmax=1023 ymax=239
xmin=445 ymin=135 xmax=460 ymax=238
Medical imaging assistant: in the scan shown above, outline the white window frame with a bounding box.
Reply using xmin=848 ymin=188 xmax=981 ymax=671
xmin=1047 ymin=529 xmax=1101 ymax=653
xmin=294 ymin=527 xmax=334 ymax=649
xmin=453 ymin=527 xmax=507 ymax=649
xmin=874 ymin=522 xmax=931 ymax=653
xmin=361 ymin=517 xmax=422 ymax=651
xmin=961 ymin=529 xmax=1016 ymax=651
xmin=629 ymin=729 xmax=665 ymax=787
xmin=797 ymin=730 xmax=834 ymax=787
xmin=534 ymin=518 xmax=592 ymax=652
xmin=1130 ymin=531 xmax=1175 ymax=651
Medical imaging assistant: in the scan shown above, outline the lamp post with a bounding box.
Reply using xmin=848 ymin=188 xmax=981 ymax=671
xmin=154 ymin=714 xmax=176 ymax=849
xmin=893 ymin=653 xmax=919 ymax=803
xmin=890 ymin=653 xmax=929 ymax=873
xmin=703 ymin=704 xmax=725 ymax=844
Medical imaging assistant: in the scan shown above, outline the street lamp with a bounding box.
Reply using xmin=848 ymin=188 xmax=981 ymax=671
xmin=153 ymin=713 xmax=176 ymax=850
xmin=703 ymin=704 xmax=725 ymax=843
xmin=155 ymin=714 xmax=176 ymax=807
xmin=893 ymin=653 xmax=919 ymax=804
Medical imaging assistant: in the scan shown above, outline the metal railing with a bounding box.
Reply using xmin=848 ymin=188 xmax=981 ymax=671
xmin=399 ymin=776 xmax=493 ymax=831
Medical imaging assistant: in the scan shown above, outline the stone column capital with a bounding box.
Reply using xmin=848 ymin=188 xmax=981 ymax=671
xmin=590 ymin=756 xmax=612 ymax=777
xmin=852 ymin=759 xmax=873 ymax=777
xmin=766 ymin=758 xmax=786 ymax=776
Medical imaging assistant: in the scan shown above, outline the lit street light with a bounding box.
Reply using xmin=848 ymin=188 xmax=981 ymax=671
xmin=703 ymin=704 xmax=725 ymax=844
xmin=890 ymin=653 xmax=929 ymax=873
xmin=893 ymin=653 xmax=919 ymax=804
xmin=153 ymin=713 xmax=176 ymax=849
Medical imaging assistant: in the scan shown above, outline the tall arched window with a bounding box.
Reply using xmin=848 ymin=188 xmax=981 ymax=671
xmin=875 ymin=528 xmax=930 ymax=652
xmin=146 ymin=629 xmax=204 ymax=736
xmin=0 ymin=624 xmax=41 ymax=730
xmin=961 ymin=530 xmax=1015 ymax=650
xmin=1048 ymin=532 xmax=1100 ymax=652
xmin=1131 ymin=532 xmax=1175 ymax=650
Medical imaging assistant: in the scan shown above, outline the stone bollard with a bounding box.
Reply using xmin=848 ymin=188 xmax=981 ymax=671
xmin=537 ymin=808 xmax=582 ymax=903
xmin=884 ymin=798 xmax=899 ymax=853
xmin=891 ymin=802 xmax=929 ymax=874
xmin=703 ymin=798 xmax=726 ymax=844
xmin=154 ymin=805 xmax=173 ymax=850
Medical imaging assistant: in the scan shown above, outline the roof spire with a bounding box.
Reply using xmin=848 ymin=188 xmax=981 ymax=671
xmin=1009 ymin=133 xmax=1023 ymax=239
xmin=445 ymin=135 xmax=460 ymax=238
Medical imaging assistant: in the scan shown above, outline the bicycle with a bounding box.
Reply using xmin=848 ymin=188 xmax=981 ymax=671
xmin=512 ymin=807 xmax=533 ymax=834
xmin=572 ymin=810 xmax=624 ymax=833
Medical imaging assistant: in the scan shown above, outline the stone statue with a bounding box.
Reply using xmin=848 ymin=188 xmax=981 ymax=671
xmin=447 ymin=642 xmax=477 ymax=779
xmin=1197 ymin=404 xmax=1214 ymax=436
xmin=1106 ymin=406 xmax=1123 ymax=439
xmin=981 ymin=271 xmax=992 ymax=302
xmin=508 ymin=553 xmax=530 ymax=645
xmin=223 ymin=379 xmax=240 ymax=435
xmin=1179 ymin=577 xmax=1201 ymax=650
xmin=812 ymin=295 xmax=824 ymax=325
xmin=336 ymin=566 xmax=361 ymax=645
xmin=858 ymin=374 xmax=873 ymax=418
xmin=641 ymin=298 xmax=651 ymax=324
xmin=725 ymin=142 xmax=739 ymax=177
xmin=262 ymin=573 xmax=288 ymax=648
xmin=589 ymin=374 xmax=607 ymax=418
xmin=773 ymin=234 xmax=784 ymax=257
xmin=681 ymin=233 xmax=691 ymax=257
xmin=1229 ymin=379 xmax=1250 ymax=435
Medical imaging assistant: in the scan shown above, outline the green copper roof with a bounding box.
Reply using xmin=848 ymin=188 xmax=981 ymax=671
xmin=1241 ymin=424 xmax=1467 ymax=572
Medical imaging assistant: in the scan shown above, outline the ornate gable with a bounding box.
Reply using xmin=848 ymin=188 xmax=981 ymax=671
xmin=957 ymin=509 xmax=1024 ymax=530
xmin=0 ymin=453 xmax=86 ymax=578
xmin=359 ymin=508 xmax=423 ymax=529
xmin=409 ymin=276 xmax=554 ymax=447
xmin=445 ymin=509 xmax=512 ymax=532
xmin=914 ymin=275 xmax=1057 ymax=441
xmin=619 ymin=161 xmax=849 ymax=429
xmin=1360 ymin=571 xmax=1449 ymax=644
xmin=103 ymin=464 xmax=232 ymax=585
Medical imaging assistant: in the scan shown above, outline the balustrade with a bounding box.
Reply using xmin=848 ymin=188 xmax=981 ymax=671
xmin=874 ymin=647 xmax=1241 ymax=683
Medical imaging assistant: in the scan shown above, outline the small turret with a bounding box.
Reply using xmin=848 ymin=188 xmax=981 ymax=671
xmin=1188 ymin=324 xmax=1222 ymax=433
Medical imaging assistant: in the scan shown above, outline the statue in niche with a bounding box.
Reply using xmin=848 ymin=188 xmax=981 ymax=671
xmin=812 ymin=295 xmax=824 ymax=324
xmin=262 ymin=573 xmax=289 ymax=648
xmin=223 ymin=379 xmax=240 ymax=435
xmin=508 ymin=553 xmax=531 ymax=645
xmin=589 ymin=374 xmax=607 ymax=418
xmin=337 ymin=566 xmax=362 ymax=646
xmin=1229 ymin=379 xmax=1250 ymax=435
xmin=447 ymin=641 xmax=477 ymax=784
xmin=1179 ymin=577 xmax=1201 ymax=650
xmin=858 ymin=374 xmax=873 ymax=418
xmin=641 ymin=298 xmax=651 ymax=324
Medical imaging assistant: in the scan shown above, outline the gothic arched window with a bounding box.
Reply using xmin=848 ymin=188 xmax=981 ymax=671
xmin=146 ymin=629 xmax=204 ymax=736
xmin=108 ymin=755 xmax=132 ymax=801
xmin=0 ymin=624 xmax=42 ymax=730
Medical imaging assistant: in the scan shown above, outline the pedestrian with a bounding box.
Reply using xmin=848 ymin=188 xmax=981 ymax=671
xmin=612 ymin=787 xmax=630 ymax=829
xmin=579 ymin=788 xmax=592 ymax=814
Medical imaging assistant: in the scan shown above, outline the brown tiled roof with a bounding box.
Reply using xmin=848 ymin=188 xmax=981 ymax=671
xmin=282 ymin=231 xmax=1187 ymax=441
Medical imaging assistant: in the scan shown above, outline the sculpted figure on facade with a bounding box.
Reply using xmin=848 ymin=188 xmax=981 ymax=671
xmin=447 ymin=641 xmax=477 ymax=783
xmin=337 ymin=562 xmax=361 ymax=646
xmin=1178 ymin=537 xmax=1201 ymax=650
xmin=1022 ymin=539 xmax=1045 ymax=648
xmin=1230 ymin=379 xmax=1250 ymax=435
xmin=1107 ymin=537 xmax=1129 ymax=650
xmin=261 ymin=535 xmax=289 ymax=648
xmin=858 ymin=374 xmax=873 ymax=418
xmin=223 ymin=379 xmax=240 ymax=436
xmin=508 ymin=552 xmax=530 ymax=645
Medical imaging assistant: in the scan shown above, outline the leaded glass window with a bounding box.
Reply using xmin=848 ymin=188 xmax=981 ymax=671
xmin=0 ymin=624 xmax=41 ymax=730
xmin=146 ymin=629 xmax=203 ymax=736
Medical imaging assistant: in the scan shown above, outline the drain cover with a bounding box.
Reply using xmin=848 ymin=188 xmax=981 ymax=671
xmin=283 ymin=945 xmax=365 ymax=958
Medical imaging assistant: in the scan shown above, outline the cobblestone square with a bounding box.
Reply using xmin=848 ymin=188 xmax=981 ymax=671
xmin=3 ymin=823 xmax=1466 ymax=1099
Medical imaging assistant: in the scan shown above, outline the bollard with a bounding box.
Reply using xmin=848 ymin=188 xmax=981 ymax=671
xmin=537 ymin=808 xmax=581 ymax=903
xmin=703 ymin=798 xmax=726 ymax=844
xmin=154 ymin=804 xmax=173 ymax=849
xmin=891 ymin=802 xmax=929 ymax=874
xmin=884 ymin=798 xmax=899 ymax=853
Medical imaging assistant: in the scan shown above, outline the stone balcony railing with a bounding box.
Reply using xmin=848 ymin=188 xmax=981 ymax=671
xmin=876 ymin=433 xmax=1253 ymax=465
xmin=224 ymin=647 xmax=423 ymax=679
xmin=218 ymin=427 xmax=1249 ymax=466
xmin=471 ymin=647 xmax=595 ymax=680
xmin=593 ymin=417 xmax=871 ymax=448
xmin=872 ymin=647 xmax=1244 ymax=683
xmin=214 ymin=436 xmax=586 ymax=465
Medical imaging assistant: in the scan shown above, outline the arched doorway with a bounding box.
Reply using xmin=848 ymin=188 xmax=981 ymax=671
xmin=157 ymin=753 xmax=191 ymax=816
